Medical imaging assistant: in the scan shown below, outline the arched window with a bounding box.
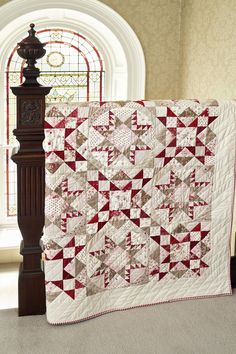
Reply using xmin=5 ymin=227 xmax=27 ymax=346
xmin=0 ymin=0 xmax=145 ymax=228
xmin=5 ymin=28 xmax=105 ymax=217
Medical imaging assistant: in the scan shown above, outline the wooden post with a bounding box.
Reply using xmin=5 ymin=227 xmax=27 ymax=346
xmin=11 ymin=24 xmax=51 ymax=316
xmin=231 ymin=256 xmax=236 ymax=288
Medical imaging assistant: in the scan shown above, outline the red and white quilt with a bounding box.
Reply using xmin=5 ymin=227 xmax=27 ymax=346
xmin=43 ymin=100 xmax=236 ymax=324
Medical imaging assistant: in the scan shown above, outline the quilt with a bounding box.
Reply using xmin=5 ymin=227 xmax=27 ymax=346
xmin=43 ymin=100 xmax=236 ymax=324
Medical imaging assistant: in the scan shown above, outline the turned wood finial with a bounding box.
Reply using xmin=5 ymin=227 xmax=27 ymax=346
xmin=17 ymin=23 xmax=46 ymax=86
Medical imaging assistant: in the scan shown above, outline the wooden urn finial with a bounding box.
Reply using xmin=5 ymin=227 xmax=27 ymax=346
xmin=17 ymin=23 xmax=46 ymax=86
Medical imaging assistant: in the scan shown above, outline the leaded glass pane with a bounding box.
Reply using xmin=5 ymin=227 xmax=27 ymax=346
xmin=5 ymin=28 xmax=104 ymax=216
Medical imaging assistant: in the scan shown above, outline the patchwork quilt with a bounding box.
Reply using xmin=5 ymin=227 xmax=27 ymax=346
xmin=43 ymin=100 xmax=236 ymax=325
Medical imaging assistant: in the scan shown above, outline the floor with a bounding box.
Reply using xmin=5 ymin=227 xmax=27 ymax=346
xmin=0 ymin=264 xmax=236 ymax=354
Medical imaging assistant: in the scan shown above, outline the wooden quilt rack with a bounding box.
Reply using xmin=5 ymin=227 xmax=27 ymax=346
xmin=10 ymin=24 xmax=236 ymax=316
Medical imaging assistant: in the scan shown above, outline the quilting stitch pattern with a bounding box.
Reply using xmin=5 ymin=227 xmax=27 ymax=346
xmin=43 ymin=100 xmax=235 ymax=324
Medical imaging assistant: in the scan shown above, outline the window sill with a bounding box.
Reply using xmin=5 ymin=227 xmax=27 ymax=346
xmin=0 ymin=228 xmax=21 ymax=249
xmin=0 ymin=228 xmax=21 ymax=263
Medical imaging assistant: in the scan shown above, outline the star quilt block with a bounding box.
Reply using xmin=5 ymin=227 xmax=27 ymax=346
xmin=44 ymin=100 xmax=236 ymax=324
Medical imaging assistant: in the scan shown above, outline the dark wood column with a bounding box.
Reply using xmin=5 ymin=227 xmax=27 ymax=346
xmin=11 ymin=24 xmax=51 ymax=316
xmin=231 ymin=255 xmax=236 ymax=288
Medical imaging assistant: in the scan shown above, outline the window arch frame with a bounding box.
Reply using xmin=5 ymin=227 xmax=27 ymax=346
xmin=0 ymin=0 xmax=146 ymax=226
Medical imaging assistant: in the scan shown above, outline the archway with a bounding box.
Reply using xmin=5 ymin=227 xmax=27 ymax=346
xmin=0 ymin=0 xmax=145 ymax=100
xmin=0 ymin=0 xmax=146 ymax=224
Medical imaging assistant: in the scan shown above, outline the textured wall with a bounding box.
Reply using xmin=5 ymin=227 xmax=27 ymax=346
xmin=0 ymin=0 xmax=182 ymax=99
xmin=0 ymin=0 xmax=9 ymax=5
xmin=100 ymin=0 xmax=181 ymax=99
xmin=180 ymin=0 xmax=236 ymax=99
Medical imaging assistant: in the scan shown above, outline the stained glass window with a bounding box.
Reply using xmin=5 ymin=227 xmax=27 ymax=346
xmin=5 ymin=28 xmax=105 ymax=217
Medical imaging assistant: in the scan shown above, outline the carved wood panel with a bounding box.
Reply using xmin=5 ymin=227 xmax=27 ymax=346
xmin=19 ymin=98 xmax=43 ymax=127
